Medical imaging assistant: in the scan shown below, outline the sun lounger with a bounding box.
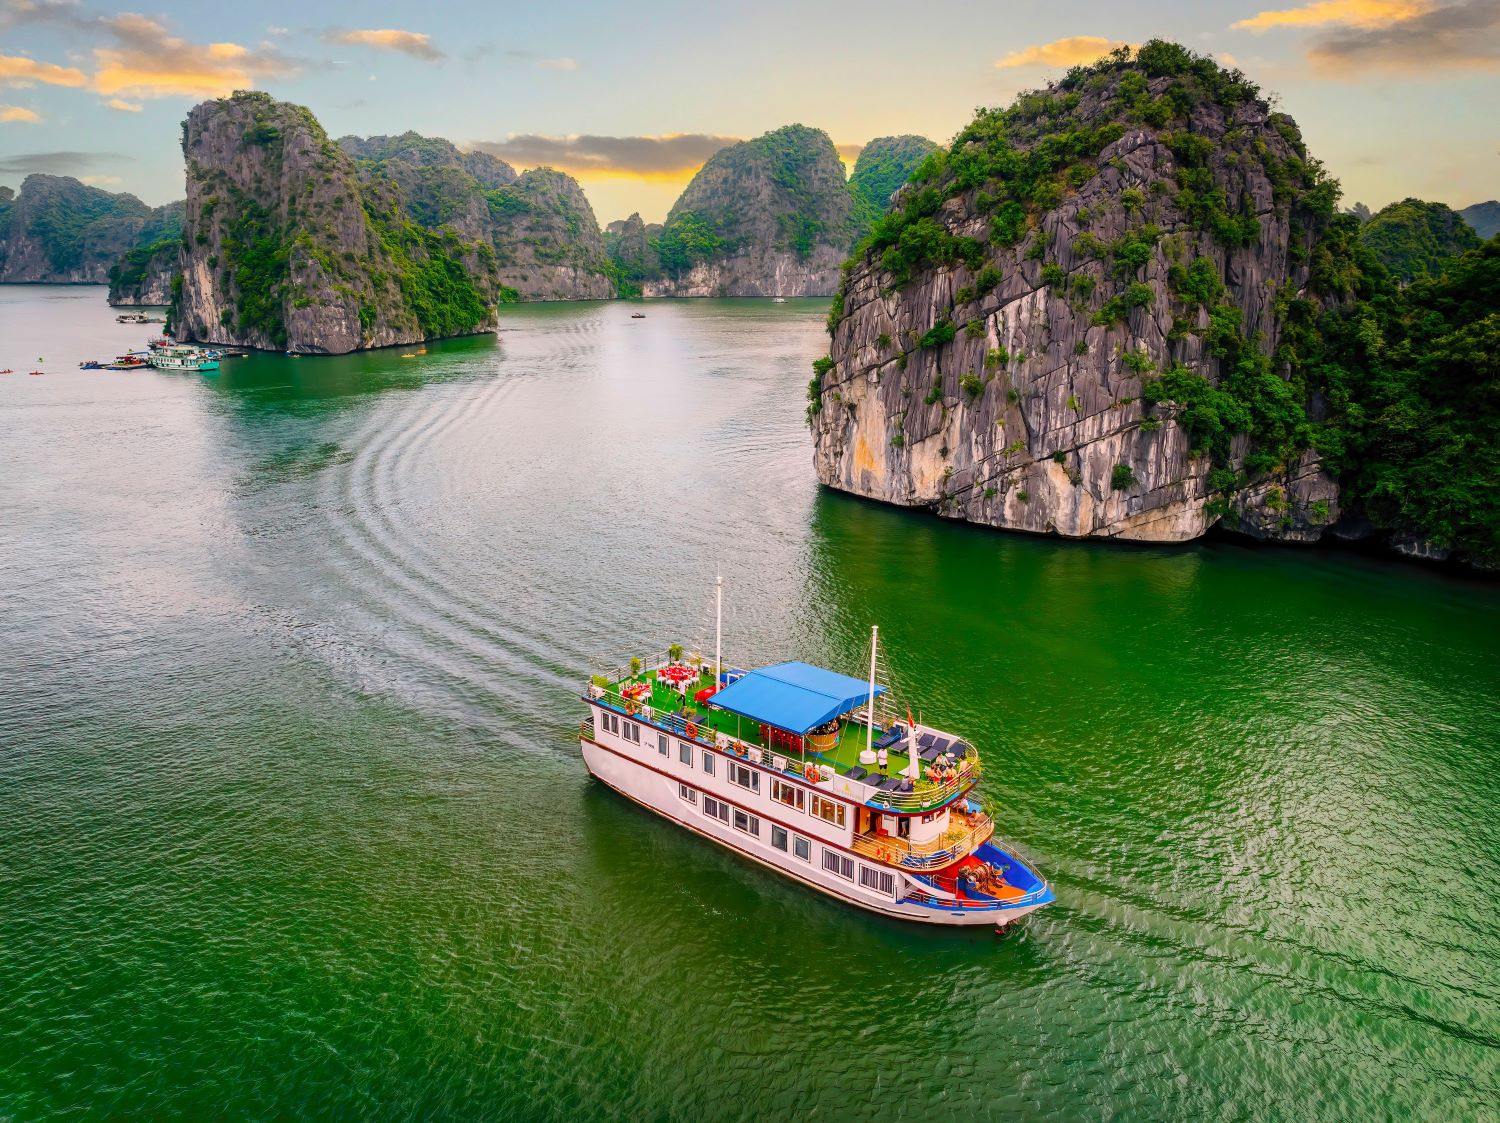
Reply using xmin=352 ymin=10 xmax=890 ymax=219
xmin=949 ymin=741 xmax=969 ymax=758
xmin=929 ymin=737 xmax=951 ymax=755
xmin=920 ymin=745 xmax=941 ymax=761
xmin=872 ymin=727 xmax=905 ymax=750
xmin=917 ymin=732 xmax=935 ymax=748
xmin=846 ymin=765 xmax=870 ymax=782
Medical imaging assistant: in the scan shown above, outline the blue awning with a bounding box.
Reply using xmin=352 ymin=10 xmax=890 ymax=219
xmin=707 ymin=661 xmax=885 ymax=735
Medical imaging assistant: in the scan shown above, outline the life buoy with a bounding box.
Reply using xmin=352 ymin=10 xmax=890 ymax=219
xmin=804 ymin=764 xmax=820 ymax=782
xmin=878 ymin=847 xmax=893 ymax=864
xmin=686 ymin=721 xmax=698 ymax=739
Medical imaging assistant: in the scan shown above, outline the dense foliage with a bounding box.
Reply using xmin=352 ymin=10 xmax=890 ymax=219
xmin=1357 ymin=198 xmax=1480 ymax=283
xmin=849 ymin=136 xmax=940 ymax=237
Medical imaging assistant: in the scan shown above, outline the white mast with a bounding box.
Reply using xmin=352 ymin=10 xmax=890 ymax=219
xmin=714 ymin=573 xmax=722 ymax=685
xmin=866 ymin=624 xmax=878 ymax=761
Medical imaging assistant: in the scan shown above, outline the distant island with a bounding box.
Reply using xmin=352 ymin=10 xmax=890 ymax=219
xmin=809 ymin=40 xmax=1499 ymax=570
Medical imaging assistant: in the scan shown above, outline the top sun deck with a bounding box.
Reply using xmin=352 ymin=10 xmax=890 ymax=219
xmin=585 ymin=651 xmax=981 ymax=813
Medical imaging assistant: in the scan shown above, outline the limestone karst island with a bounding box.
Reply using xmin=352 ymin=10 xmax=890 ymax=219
xmin=3 ymin=5 xmax=1498 ymax=1121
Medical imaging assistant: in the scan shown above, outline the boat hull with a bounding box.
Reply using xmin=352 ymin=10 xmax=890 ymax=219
xmin=581 ymin=734 xmax=1050 ymax=928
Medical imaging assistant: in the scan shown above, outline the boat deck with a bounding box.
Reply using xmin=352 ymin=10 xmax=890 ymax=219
xmin=608 ymin=667 xmax=974 ymax=804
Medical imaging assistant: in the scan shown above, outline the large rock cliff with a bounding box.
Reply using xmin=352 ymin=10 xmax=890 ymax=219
xmin=175 ymin=93 xmax=503 ymax=353
xmin=341 ymin=133 xmax=614 ymax=301
xmin=811 ymin=42 xmax=1346 ymax=545
xmin=645 ymin=125 xmax=857 ymax=297
xmin=0 ymin=175 xmax=182 ymax=287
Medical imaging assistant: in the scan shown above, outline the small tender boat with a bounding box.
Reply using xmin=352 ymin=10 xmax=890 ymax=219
xmin=79 ymin=360 xmax=104 ymax=369
xmin=772 ymin=297 xmax=787 ymax=303
xmin=630 ymin=312 xmax=646 ymax=319
xmin=116 ymin=312 xmax=149 ymax=324
xmin=0 ymin=368 xmax=14 ymax=374
xmin=28 ymin=370 xmax=45 ymax=376
xmin=147 ymin=345 xmax=219 ymax=372
xmin=579 ymin=581 xmax=1054 ymax=930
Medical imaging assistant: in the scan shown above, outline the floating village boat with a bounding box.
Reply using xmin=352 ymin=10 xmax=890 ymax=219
xmin=114 ymin=312 xmax=163 ymax=324
xmin=106 ymin=353 xmax=149 ymax=370
xmin=147 ymin=345 xmax=219 ymax=372
xmin=579 ymin=581 xmax=1054 ymax=929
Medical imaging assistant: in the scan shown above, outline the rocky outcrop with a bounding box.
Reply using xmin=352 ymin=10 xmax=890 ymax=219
xmin=811 ymin=42 xmax=1344 ymax=546
xmin=646 ymin=125 xmax=857 ymax=297
xmin=604 ymin=213 xmax=661 ymax=288
xmin=176 ymin=92 xmax=503 ymax=353
xmin=341 ymin=133 xmax=613 ymax=301
xmin=485 ymin=168 xmax=614 ymax=300
xmin=0 ymin=175 xmax=182 ymax=286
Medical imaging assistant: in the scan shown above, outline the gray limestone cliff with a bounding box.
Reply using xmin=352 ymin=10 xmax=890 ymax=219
xmin=811 ymin=43 xmax=1344 ymax=545
xmin=175 ymin=92 xmax=502 ymax=353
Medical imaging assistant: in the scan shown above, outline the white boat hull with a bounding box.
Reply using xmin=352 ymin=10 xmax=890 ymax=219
xmin=581 ymin=732 xmax=1049 ymax=928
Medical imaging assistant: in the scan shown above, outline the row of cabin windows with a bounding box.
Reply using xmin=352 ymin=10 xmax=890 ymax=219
xmin=677 ymin=787 xmax=893 ymax=897
xmin=612 ymin=710 xmax=847 ymax=831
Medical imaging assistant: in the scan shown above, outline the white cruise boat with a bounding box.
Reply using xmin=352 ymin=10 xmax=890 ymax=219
xmin=579 ymin=585 xmax=1054 ymax=928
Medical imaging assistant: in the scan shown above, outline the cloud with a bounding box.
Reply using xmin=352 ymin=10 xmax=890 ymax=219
xmin=326 ymin=28 xmax=443 ymax=61
xmin=0 ymin=52 xmax=88 ymax=87
xmin=1233 ymin=0 xmax=1432 ymax=31
xmin=106 ymin=96 xmax=139 ymax=111
xmin=471 ymin=133 xmax=745 ymax=179
xmin=836 ymin=142 xmax=864 ymax=164
xmin=4 ymin=3 xmax=298 ymax=99
xmin=0 ymin=103 xmax=41 ymax=122
xmin=536 ymin=56 xmax=577 ymax=70
xmin=80 ymin=173 xmax=120 ymax=184
xmin=1306 ymin=0 xmax=1500 ymax=68
xmin=0 ymin=149 xmax=128 ymax=175
xmin=994 ymin=36 xmax=1133 ymax=69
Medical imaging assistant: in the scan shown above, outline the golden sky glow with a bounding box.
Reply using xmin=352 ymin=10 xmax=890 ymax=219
xmin=1233 ymin=0 xmax=1431 ymax=32
xmin=0 ymin=54 xmax=88 ymax=87
xmin=994 ymin=36 xmax=1132 ymax=69
xmin=0 ymin=104 xmax=41 ymax=122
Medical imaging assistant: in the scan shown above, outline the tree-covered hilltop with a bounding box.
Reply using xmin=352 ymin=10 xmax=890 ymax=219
xmin=812 ymin=39 xmax=1500 ymax=566
xmin=0 ymin=175 xmax=182 ymax=287
xmin=849 ymin=135 xmax=940 ymax=237
xmin=1357 ymin=198 xmax=1480 ymax=282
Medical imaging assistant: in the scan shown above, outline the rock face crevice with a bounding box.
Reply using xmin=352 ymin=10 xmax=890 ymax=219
xmin=812 ymin=50 xmax=1341 ymax=544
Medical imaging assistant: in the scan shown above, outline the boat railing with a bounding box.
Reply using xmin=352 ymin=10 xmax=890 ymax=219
xmin=851 ymin=812 xmax=995 ymax=872
xmin=591 ymin=652 xmax=721 ymax=689
xmin=986 ymin=838 xmax=1053 ymax=907
xmin=584 ymin=681 xmax=980 ymax=812
xmin=579 ymin=717 xmax=595 ymax=740
xmin=863 ymin=758 xmax=982 ymax=811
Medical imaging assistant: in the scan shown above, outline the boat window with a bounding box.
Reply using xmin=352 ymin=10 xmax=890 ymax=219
xmin=728 ymin=762 xmax=759 ymax=793
xmin=679 ymin=741 xmax=692 ymax=766
xmin=771 ymin=825 xmax=788 ymax=851
xmin=658 ymin=734 xmax=669 ymax=756
xmin=701 ymin=751 xmax=714 ymax=775
xmin=679 ymin=783 xmax=697 ymax=805
xmin=603 ymin=712 xmax=620 ymax=735
xmin=623 ymin=721 xmax=641 ymax=744
xmin=859 ymin=865 xmax=896 ymax=896
xmin=793 ymin=835 xmax=811 ymax=862
xmin=732 ymin=809 xmax=759 ymax=836
xmin=821 ymin=848 xmax=855 ymax=881
xmin=810 ymin=795 xmax=846 ymax=829
xmin=771 ymin=779 xmax=804 ymax=811
xmin=702 ymin=797 xmax=729 ymax=824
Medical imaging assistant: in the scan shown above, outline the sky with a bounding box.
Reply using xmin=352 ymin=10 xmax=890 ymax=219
xmin=0 ymin=0 xmax=1497 ymax=224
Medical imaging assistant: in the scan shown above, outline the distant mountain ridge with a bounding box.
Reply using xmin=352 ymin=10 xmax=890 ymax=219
xmin=1460 ymin=200 xmax=1500 ymax=240
xmin=0 ymin=175 xmax=182 ymax=293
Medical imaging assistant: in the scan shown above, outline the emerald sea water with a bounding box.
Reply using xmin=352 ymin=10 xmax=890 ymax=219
xmin=1 ymin=285 xmax=1496 ymax=1120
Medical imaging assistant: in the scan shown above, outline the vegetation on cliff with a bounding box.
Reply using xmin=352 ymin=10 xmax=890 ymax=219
xmin=1357 ymin=198 xmax=1481 ymax=282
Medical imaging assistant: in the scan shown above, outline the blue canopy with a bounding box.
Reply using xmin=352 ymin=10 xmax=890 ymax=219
xmin=708 ymin=661 xmax=885 ymax=735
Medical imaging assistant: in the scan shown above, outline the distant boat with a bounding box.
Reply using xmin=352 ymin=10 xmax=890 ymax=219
xmin=631 ymin=313 xmax=646 ymax=319
xmin=0 ymin=368 xmax=12 ymax=374
xmin=79 ymin=360 xmax=104 ymax=369
xmin=772 ymin=297 xmax=787 ymax=304
xmin=115 ymin=312 xmax=163 ymax=324
xmin=106 ymin=355 xmax=148 ymax=370
xmin=28 ymin=370 xmax=45 ymax=376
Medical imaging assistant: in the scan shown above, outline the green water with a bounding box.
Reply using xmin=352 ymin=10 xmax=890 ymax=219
xmin=1 ymin=284 xmax=1497 ymax=1120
